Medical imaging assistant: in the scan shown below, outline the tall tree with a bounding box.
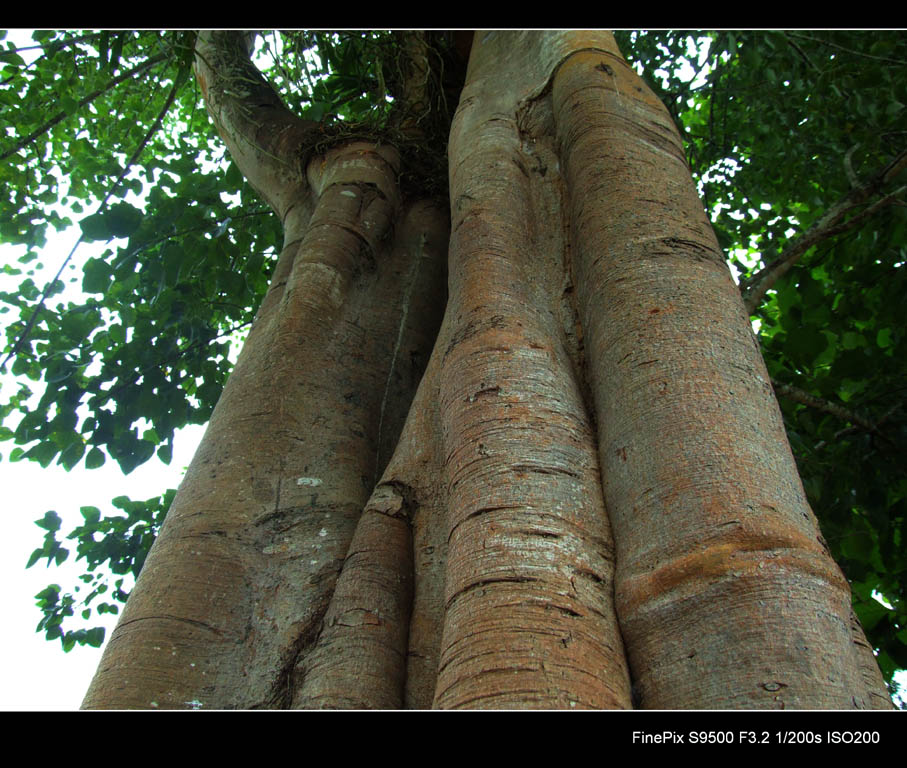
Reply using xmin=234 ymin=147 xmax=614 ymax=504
xmin=2 ymin=30 xmax=903 ymax=709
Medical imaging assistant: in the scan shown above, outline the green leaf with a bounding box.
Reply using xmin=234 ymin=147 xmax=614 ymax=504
xmin=60 ymin=95 xmax=79 ymax=115
xmin=106 ymin=203 xmax=144 ymax=238
xmin=24 ymin=441 xmax=60 ymax=467
xmin=855 ymin=598 xmax=890 ymax=632
xmin=82 ymin=258 xmax=113 ymax=293
xmin=85 ymin=447 xmax=106 ymax=469
xmin=35 ymin=511 xmax=62 ymax=533
xmin=157 ymin=442 xmax=173 ymax=465
xmin=58 ymin=440 xmax=85 ymax=471
xmin=0 ymin=50 xmax=25 ymax=67
xmin=785 ymin=326 xmax=828 ymax=368
xmin=841 ymin=331 xmax=865 ymax=350
xmin=80 ymin=203 xmax=144 ymax=242
xmin=34 ymin=584 xmax=61 ymax=602
xmin=80 ymin=213 xmax=112 ymax=242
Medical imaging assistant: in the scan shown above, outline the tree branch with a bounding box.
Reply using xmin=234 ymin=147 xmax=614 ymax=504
xmin=0 ymin=53 xmax=169 ymax=163
xmin=741 ymin=148 xmax=907 ymax=314
xmin=1 ymin=71 xmax=186 ymax=372
xmin=879 ymin=147 xmax=907 ymax=186
xmin=782 ymin=33 xmax=820 ymax=72
xmin=773 ymin=379 xmax=904 ymax=455
xmin=193 ymin=31 xmax=320 ymax=221
xmin=772 ymin=379 xmax=880 ymax=433
xmin=394 ymin=31 xmax=433 ymax=137
xmin=815 ymin=402 xmax=904 ymax=453
xmin=787 ymin=32 xmax=907 ymax=67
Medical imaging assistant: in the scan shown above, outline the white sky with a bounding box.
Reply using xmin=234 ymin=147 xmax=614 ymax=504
xmin=0 ymin=422 xmax=203 ymax=710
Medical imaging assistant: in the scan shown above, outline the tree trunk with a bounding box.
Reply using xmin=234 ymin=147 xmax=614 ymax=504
xmin=82 ymin=30 xmax=893 ymax=710
xmin=82 ymin=32 xmax=448 ymax=709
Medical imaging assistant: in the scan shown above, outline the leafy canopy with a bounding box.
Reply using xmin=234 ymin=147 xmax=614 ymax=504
xmin=1 ymin=30 xmax=905 ymax=698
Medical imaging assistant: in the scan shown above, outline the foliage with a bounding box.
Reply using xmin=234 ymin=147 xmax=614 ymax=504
xmin=27 ymin=492 xmax=172 ymax=650
xmin=2 ymin=30 xmax=905 ymax=699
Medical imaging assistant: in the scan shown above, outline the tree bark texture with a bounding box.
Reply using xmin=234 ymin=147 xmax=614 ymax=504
xmin=82 ymin=31 xmax=893 ymax=710
xmin=82 ymin=33 xmax=448 ymax=709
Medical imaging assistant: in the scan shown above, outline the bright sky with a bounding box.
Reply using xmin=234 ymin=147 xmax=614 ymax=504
xmin=0 ymin=422 xmax=204 ymax=710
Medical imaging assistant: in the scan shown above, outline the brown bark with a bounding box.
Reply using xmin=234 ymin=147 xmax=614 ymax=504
xmin=82 ymin=144 xmax=447 ymax=708
xmin=82 ymin=33 xmax=448 ymax=709
xmin=82 ymin=30 xmax=893 ymax=710
xmin=424 ymin=32 xmax=632 ymax=710
xmin=544 ymin=33 xmax=890 ymax=709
